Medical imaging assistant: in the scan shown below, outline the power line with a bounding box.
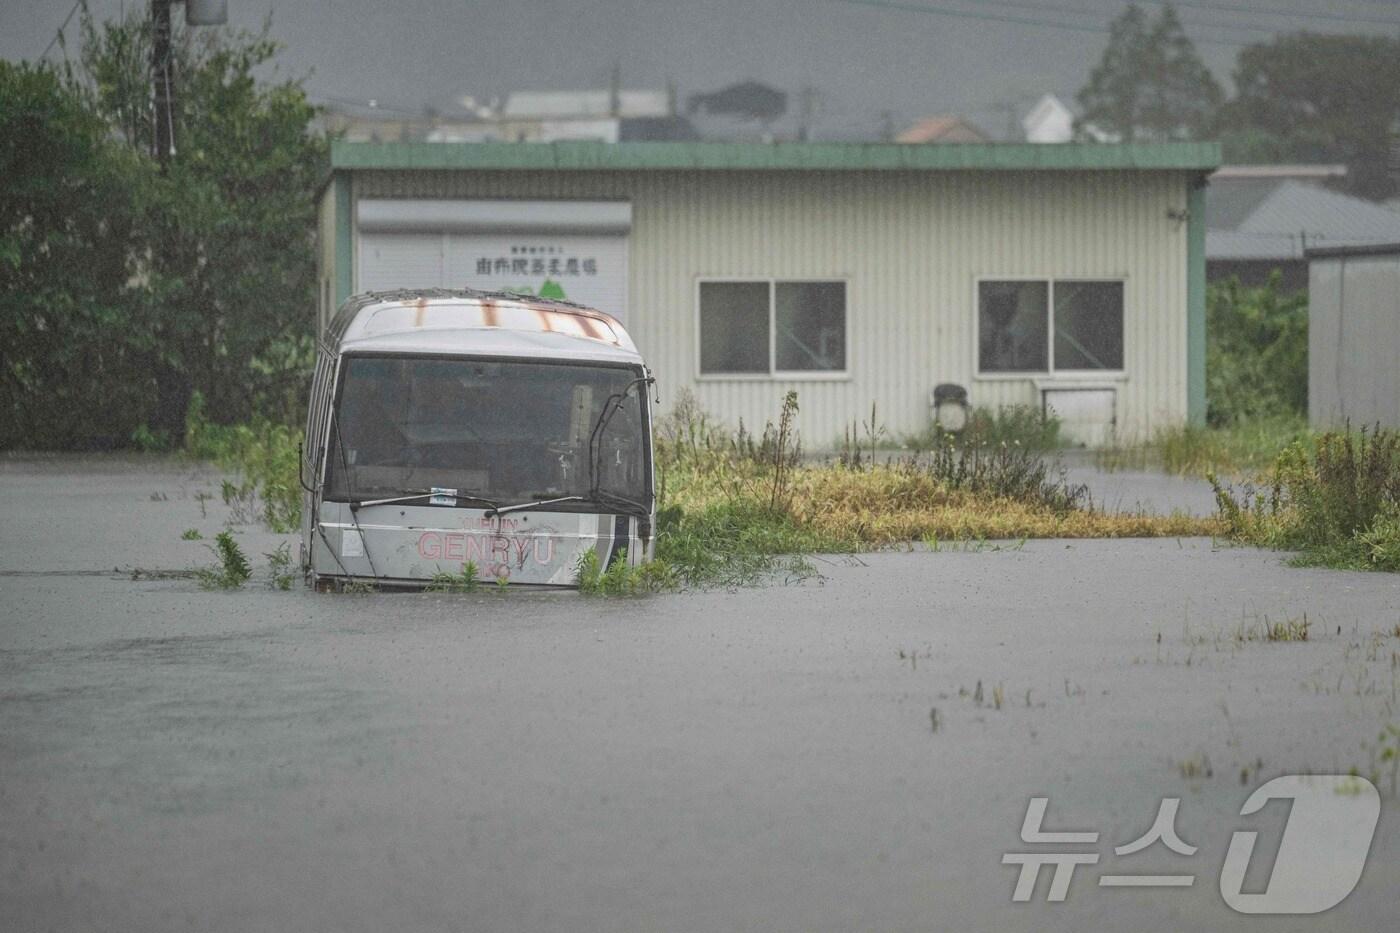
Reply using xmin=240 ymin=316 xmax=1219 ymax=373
xmin=1160 ymin=0 xmax=1400 ymax=29
xmin=969 ymin=0 xmax=1277 ymax=41
xmin=966 ymin=0 xmax=1400 ymax=31
xmin=38 ymin=0 xmax=84 ymax=61
xmin=829 ymin=0 xmax=1253 ymax=47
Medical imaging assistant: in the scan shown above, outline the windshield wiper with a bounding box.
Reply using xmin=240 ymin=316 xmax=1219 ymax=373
xmin=351 ymin=491 xmax=498 ymax=511
xmin=486 ymin=490 xmax=650 ymax=519
xmin=485 ymin=495 xmax=586 ymax=518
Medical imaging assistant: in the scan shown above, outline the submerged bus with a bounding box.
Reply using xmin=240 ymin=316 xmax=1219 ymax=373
xmin=301 ymin=289 xmax=655 ymax=589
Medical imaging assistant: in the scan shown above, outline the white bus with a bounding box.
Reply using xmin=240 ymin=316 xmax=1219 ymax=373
xmin=301 ymin=289 xmax=655 ymax=589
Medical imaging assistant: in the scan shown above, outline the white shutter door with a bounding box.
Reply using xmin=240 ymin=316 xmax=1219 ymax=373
xmin=354 ymin=201 xmax=631 ymax=322
xmin=357 ymin=232 xmax=444 ymax=293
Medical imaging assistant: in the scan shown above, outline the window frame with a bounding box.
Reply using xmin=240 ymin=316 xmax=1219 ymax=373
xmin=974 ymin=275 xmax=1128 ymax=381
xmin=695 ymin=276 xmax=851 ymax=381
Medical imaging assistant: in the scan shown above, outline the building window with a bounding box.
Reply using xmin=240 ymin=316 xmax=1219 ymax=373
xmin=1054 ymin=281 xmax=1123 ymax=370
xmin=700 ymin=282 xmax=769 ymax=374
xmin=776 ymin=282 xmax=846 ymax=371
xmin=700 ymin=280 xmax=847 ymax=376
xmin=979 ymin=279 xmax=1123 ymax=374
xmin=979 ymin=281 xmax=1048 ymax=373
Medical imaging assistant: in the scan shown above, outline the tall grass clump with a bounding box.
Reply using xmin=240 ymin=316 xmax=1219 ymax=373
xmin=1097 ymin=414 xmax=1312 ymax=477
xmin=655 ymin=390 xmax=1216 ymax=584
xmin=904 ymin=404 xmax=1062 ymax=453
xmin=185 ymin=392 xmax=302 ymax=532
xmin=920 ymin=433 xmax=1086 ymax=513
xmin=654 ymin=390 xmax=824 ymax=587
xmin=575 ymin=548 xmax=679 ymax=595
xmin=1213 ymin=425 xmax=1400 ymax=570
xmin=1097 ymin=277 xmax=1309 ymax=478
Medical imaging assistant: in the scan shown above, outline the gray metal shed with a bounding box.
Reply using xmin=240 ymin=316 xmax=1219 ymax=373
xmin=1306 ymin=242 xmax=1400 ymax=429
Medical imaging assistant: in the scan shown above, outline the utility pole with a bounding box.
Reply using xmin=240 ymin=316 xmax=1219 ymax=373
xmin=150 ymin=0 xmax=228 ymax=169
xmin=797 ymin=85 xmax=818 ymax=142
xmin=146 ymin=0 xmax=227 ymax=442
xmin=151 ymin=0 xmax=175 ymax=167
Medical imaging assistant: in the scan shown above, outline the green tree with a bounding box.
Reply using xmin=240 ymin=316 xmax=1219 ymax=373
xmin=0 ymin=61 xmax=147 ymax=449
xmin=1076 ymin=3 xmax=1222 ymax=142
xmin=1206 ymin=275 xmax=1308 ymax=426
xmin=76 ymin=10 xmax=326 ymax=440
xmin=1222 ymin=33 xmax=1400 ymax=200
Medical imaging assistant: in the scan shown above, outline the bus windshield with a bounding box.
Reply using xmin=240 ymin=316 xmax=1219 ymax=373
xmin=323 ymin=355 xmax=648 ymax=508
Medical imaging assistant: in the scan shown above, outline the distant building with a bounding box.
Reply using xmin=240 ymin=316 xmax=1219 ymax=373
xmin=1020 ymin=93 xmax=1117 ymax=144
xmin=1306 ymin=242 xmax=1400 ymax=428
xmin=317 ymin=140 xmax=1220 ymax=445
xmin=501 ymin=89 xmax=672 ymax=121
xmin=895 ymin=116 xmax=991 ymax=144
xmin=318 ymin=88 xmax=695 ymax=145
xmin=685 ymin=81 xmax=793 ymax=142
xmin=1022 ymin=94 xmax=1074 ymax=143
xmin=1207 ymin=167 xmax=1400 ymax=291
xmin=490 ymin=89 xmax=679 ymax=143
xmin=317 ymin=109 xmax=495 ymax=144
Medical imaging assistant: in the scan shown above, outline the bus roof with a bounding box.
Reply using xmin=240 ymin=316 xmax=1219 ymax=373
xmin=326 ymin=289 xmax=641 ymax=363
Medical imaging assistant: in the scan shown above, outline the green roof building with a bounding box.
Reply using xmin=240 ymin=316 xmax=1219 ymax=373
xmin=319 ymin=140 xmax=1219 ymax=445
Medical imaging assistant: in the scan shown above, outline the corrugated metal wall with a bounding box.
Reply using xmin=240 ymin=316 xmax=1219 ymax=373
xmin=1309 ymin=254 xmax=1400 ymax=428
xmin=348 ymin=169 xmax=1190 ymax=446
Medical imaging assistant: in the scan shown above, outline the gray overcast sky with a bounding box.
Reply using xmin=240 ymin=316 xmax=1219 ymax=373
xmin=5 ymin=0 xmax=1400 ymax=138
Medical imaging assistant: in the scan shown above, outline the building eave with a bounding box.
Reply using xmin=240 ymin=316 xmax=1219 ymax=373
xmin=1305 ymin=242 xmax=1400 ymax=260
xmin=330 ymin=140 xmax=1221 ymax=173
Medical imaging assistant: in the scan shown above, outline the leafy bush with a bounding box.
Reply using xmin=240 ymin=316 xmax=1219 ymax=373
xmin=575 ymin=548 xmax=678 ymax=595
xmin=1 ymin=13 xmax=323 ymax=451
xmin=1207 ymin=276 xmax=1307 ymax=426
xmin=186 ymin=393 xmax=302 ymax=532
xmin=0 ymin=61 xmax=150 ymax=450
xmin=196 ymin=531 xmax=252 ymax=589
xmin=1214 ymin=426 xmax=1400 ymax=570
xmin=427 ymin=561 xmax=481 ymax=593
xmin=962 ymin=405 xmax=1062 ymax=452
xmin=921 ymin=435 xmax=1085 ymax=514
xmin=1358 ymin=504 xmax=1400 ymax=572
xmin=653 ymin=502 xmax=819 ymax=589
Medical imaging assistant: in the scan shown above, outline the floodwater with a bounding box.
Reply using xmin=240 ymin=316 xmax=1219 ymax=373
xmin=2 ymin=456 xmax=1397 ymax=932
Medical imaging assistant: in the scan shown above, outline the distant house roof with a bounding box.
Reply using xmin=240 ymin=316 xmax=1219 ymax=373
xmin=895 ymin=116 xmax=990 ymax=144
xmin=1207 ymin=178 xmax=1400 ymax=261
xmin=1022 ymin=94 xmax=1074 ymax=143
xmin=1305 ymin=242 xmax=1400 ymax=260
xmin=1019 ymin=93 xmax=1116 ymax=144
xmin=502 ymin=90 xmax=671 ymax=120
xmin=1212 ymin=164 xmax=1347 ymax=181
